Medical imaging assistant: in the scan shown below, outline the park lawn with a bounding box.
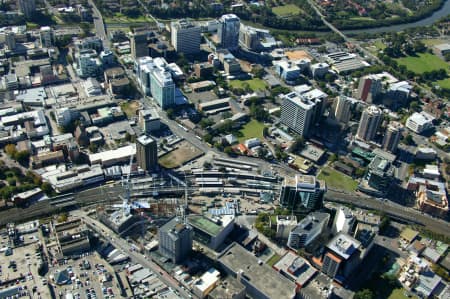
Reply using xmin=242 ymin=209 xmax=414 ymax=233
xmin=373 ymin=40 xmax=387 ymax=50
xmin=317 ymin=167 xmax=358 ymax=193
xmin=229 ymin=78 xmax=267 ymax=92
xmin=422 ymin=39 xmax=448 ymax=46
xmin=266 ymin=254 xmax=281 ymax=267
xmin=436 ymin=78 xmax=450 ymax=89
xmin=395 ymin=52 xmax=448 ymax=74
xmin=350 ymin=16 xmax=375 ymax=21
xmin=272 ymin=4 xmax=302 ymax=17
xmin=105 ymin=13 xmax=149 ymax=23
xmin=388 ymin=289 xmax=417 ymax=299
xmin=238 ymin=119 xmax=266 ymax=142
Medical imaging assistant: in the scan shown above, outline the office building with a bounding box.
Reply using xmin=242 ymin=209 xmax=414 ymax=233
xmin=130 ymin=29 xmax=150 ymax=59
xmin=356 ymin=105 xmax=382 ymax=142
xmin=218 ymin=14 xmax=240 ymax=50
xmin=274 ymin=60 xmax=301 ymax=83
xmin=332 ymin=206 xmax=355 ymax=235
xmin=276 ymin=215 xmax=297 ymax=239
xmin=280 ymin=90 xmax=325 ymax=137
xmin=171 ymin=19 xmax=201 ymax=54
xmin=39 ymin=26 xmax=54 ymax=48
xmin=239 ymin=25 xmax=258 ymax=50
xmin=5 ymin=31 xmax=16 ymax=50
xmin=150 ymin=68 xmax=175 ymax=109
xmin=334 ymin=96 xmax=353 ymax=124
xmin=382 ymin=121 xmax=403 ymax=153
xmin=287 ymin=212 xmax=329 ymax=249
xmin=406 ymin=112 xmax=435 ymax=134
xmin=407 ymin=177 xmax=448 ymax=218
xmin=321 ymin=233 xmax=362 ymax=281
xmin=310 ymin=63 xmax=329 ymax=79
xmin=187 ymin=214 xmax=235 ymax=251
xmin=75 ymin=36 xmax=103 ymax=53
xmin=358 ymin=155 xmax=395 ymax=196
xmin=18 ymin=0 xmax=36 ymax=18
xmin=279 ymin=175 xmax=326 ymax=213
xmin=356 ymin=74 xmax=382 ymax=103
xmin=158 ymin=217 xmax=193 ymax=264
xmin=138 ymin=109 xmax=160 ymax=133
xmin=136 ymin=135 xmax=157 ymax=172
xmin=77 ymin=49 xmax=101 ymax=78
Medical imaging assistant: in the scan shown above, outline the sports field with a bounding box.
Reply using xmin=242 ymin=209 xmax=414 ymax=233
xmin=238 ymin=119 xmax=266 ymax=142
xmin=229 ymin=78 xmax=267 ymax=91
xmin=395 ymin=53 xmax=448 ymax=74
xmin=272 ymin=4 xmax=302 ymax=17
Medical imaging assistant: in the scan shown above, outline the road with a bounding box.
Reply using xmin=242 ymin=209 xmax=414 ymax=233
xmin=87 ymin=0 xmax=108 ymax=48
xmin=77 ymin=211 xmax=196 ymax=298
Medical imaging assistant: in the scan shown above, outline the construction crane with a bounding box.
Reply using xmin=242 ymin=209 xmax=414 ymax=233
xmin=121 ymin=154 xmax=134 ymax=217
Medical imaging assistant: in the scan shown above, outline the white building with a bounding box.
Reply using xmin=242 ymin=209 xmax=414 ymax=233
xmin=82 ymin=78 xmax=102 ymax=97
xmin=280 ymin=89 xmax=325 ymax=137
xmin=287 ymin=212 xmax=329 ymax=249
xmin=276 ymin=215 xmax=297 ymax=239
xmin=332 ymin=207 xmax=356 ymax=235
xmin=406 ymin=112 xmax=435 ymax=134
xmin=193 ymin=268 xmax=221 ymax=298
xmin=171 ymin=19 xmax=201 ymax=54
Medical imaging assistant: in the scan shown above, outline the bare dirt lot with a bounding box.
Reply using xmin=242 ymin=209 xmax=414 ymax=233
xmin=158 ymin=140 xmax=203 ymax=169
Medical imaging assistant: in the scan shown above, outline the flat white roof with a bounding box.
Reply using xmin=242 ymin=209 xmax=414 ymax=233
xmin=89 ymin=144 xmax=136 ymax=164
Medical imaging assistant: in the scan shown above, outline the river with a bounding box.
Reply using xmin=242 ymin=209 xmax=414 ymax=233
xmin=343 ymin=0 xmax=450 ymax=35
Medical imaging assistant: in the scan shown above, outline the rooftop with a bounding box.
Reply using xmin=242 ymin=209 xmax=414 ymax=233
xmin=273 ymin=252 xmax=317 ymax=287
xmin=218 ymin=243 xmax=296 ymax=299
xmin=327 ymin=233 xmax=361 ymax=260
xmin=137 ymin=135 xmax=155 ymax=146
xmin=188 ymin=215 xmax=222 ymax=237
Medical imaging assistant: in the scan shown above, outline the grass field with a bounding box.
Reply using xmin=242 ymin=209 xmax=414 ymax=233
xmin=272 ymin=4 xmax=302 ymax=17
xmin=105 ymin=13 xmax=149 ymax=23
xmin=159 ymin=141 xmax=203 ymax=169
xmin=317 ymin=167 xmax=358 ymax=193
xmin=229 ymin=78 xmax=268 ymax=92
xmin=350 ymin=16 xmax=375 ymax=21
xmin=388 ymin=288 xmax=417 ymax=299
xmin=395 ymin=53 xmax=448 ymax=74
xmin=422 ymin=39 xmax=447 ymax=46
xmin=436 ymin=78 xmax=450 ymax=89
xmin=238 ymin=119 xmax=266 ymax=142
xmin=266 ymin=254 xmax=281 ymax=267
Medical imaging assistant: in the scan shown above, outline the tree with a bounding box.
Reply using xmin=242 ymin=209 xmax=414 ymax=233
xmin=263 ymin=127 xmax=269 ymax=137
xmin=404 ymin=134 xmax=414 ymax=145
xmin=328 ymin=153 xmax=338 ymax=163
xmin=290 ymin=137 xmax=305 ymax=153
xmin=166 ymin=108 xmax=175 ymax=120
xmin=224 ymin=146 xmax=234 ymax=156
xmin=4 ymin=144 xmax=17 ymax=158
xmin=41 ymin=182 xmax=53 ymax=196
xmin=14 ymin=150 xmax=30 ymax=165
xmin=354 ymin=289 xmax=374 ymax=299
